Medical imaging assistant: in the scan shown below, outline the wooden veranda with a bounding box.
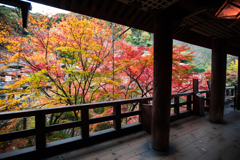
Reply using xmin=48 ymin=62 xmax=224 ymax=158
xmin=0 ymin=0 xmax=240 ymax=159
xmin=45 ymin=102 xmax=239 ymax=160
xmin=0 ymin=86 xmax=237 ymax=160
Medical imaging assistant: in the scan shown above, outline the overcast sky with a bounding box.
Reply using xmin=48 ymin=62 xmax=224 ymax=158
xmin=0 ymin=0 xmax=70 ymax=15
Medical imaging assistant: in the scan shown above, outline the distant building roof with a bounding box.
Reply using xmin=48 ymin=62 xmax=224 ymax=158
xmin=8 ymin=61 xmax=26 ymax=69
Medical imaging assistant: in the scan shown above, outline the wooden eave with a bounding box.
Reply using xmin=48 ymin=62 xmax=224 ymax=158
xmin=27 ymin=0 xmax=240 ymax=56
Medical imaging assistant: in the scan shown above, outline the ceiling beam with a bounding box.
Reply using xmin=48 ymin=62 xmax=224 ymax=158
xmin=228 ymin=37 xmax=240 ymax=49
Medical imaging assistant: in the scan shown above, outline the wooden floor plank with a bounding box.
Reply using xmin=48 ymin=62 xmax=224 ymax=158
xmin=46 ymin=131 xmax=150 ymax=160
xmin=162 ymin=111 xmax=240 ymax=160
xmin=45 ymin=102 xmax=240 ymax=160
xmin=196 ymin=118 xmax=240 ymax=160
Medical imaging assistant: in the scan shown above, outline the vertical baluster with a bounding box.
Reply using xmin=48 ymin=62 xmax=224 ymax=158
xmin=235 ymin=85 xmax=237 ymax=110
xmin=113 ymin=103 xmax=121 ymax=131
xmin=187 ymin=95 xmax=191 ymax=111
xmin=226 ymin=89 xmax=229 ymax=96
xmin=206 ymin=92 xmax=211 ymax=107
xmin=35 ymin=111 xmax=46 ymax=150
xmin=23 ymin=117 xmax=27 ymax=130
xmin=81 ymin=108 xmax=89 ymax=139
xmin=174 ymin=97 xmax=179 ymax=115
xmin=231 ymin=89 xmax=234 ymax=96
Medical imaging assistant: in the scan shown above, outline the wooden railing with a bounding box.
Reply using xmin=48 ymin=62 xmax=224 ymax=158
xmin=170 ymin=92 xmax=193 ymax=121
xmin=199 ymin=86 xmax=236 ymax=100
xmin=225 ymin=86 xmax=236 ymax=96
xmin=0 ymin=87 xmax=235 ymax=159
xmin=0 ymin=97 xmax=152 ymax=159
xmin=198 ymin=86 xmax=236 ymax=95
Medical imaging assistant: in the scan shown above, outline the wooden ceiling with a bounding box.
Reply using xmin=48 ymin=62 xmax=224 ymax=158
xmin=26 ymin=0 xmax=240 ymax=55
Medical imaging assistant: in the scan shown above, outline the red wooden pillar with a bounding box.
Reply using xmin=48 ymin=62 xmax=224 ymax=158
xmin=237 ymin=51 xmax=240 ymax=110
xmin=209 ymin=38 xmax=227 ymax=123
xmin=151 ymin=9 xmax=173 ymax=152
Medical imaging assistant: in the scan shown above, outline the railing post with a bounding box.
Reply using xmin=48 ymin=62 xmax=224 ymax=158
xmin=140 ymin=100 xmax=151 ymax=133
xmin=139 ymin=100 xmax=149 ymax=123
xmin=35 ymin=111 xmax=46 ymax=150
xmin=174 ymin=97 xmax=179 ymax=115
xmin=193 ymin=79 xmax=199 ymax=114
xmin=81 ymin=108 xmax=89 ymax=139
xmin=113 ymin=103 xmax=121 ymax=131
xmin=187 ymin=95 xmax=191 ymax=111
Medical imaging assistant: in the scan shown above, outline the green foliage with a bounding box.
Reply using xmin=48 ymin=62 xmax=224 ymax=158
xmin=94 ymin=107 xmax=105 ymax=114
xmin=62 ymin=112 xmax=76 ymax=121
xmin=191 ymin=67 xmax=205 ymax=73
xmin=179 ymin=96 xmax=187 ymax=103
xmin=226 ymin=59 xmax=238 ymax=86
xmin=15 ymin=120 xmax=23 ymax=131
xmin=91 ymin=122 xmax=112 ymax=132
xmin=174 ymin=40 xmax=211 ymax=70
xmin=0 ymin=6 xmax=19 ymax=30
xmin=53 ymin=13 xmax=67 ymax=23
xmin=46 ymin=130 xmax=71 ymax=142
xmin=89 ymin=111 xmax=93 ymax=118
xmin=125 ymin=28 xmax=153 ymax=47
xmin=27 ymin=117 xmax=35 ymax=129
xmin=227 ymin=55 xmax=238 ymax=67
xmin=0 ymin=6 xmax=28 ymax=36
xmin=180 ymin=59 xmax=191 ymax=64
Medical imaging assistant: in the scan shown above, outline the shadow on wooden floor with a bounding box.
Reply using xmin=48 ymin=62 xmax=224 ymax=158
xmin=45 ymin=102 xmax=240 ymax=160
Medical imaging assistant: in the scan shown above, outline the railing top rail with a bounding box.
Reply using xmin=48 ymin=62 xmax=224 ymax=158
xmin=0 ymin=92 xmax=190 ymax=119
xmin=0 ymin=86 xmax=233 ymax=120
xmin=0 ymin=97 xmax=152 ymax=120
xmin=226 ymin=86 xmax=235 ymax=89
xmin=171 ymin=92 xmax=193 ymax=97
xmin=42 ymin=97 xmax=153 ymax=114
xmin=199 ymin=87 xmax=235 ymax=93
xmin=198 ymin=90 xmax=209 ymax=93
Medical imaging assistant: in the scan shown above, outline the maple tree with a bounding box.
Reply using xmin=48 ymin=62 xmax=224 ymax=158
xmin=0 ymin=13 xmax=119 ymax=151
xmin=171 ymin=45 xmax=210 ymax=93
xmin=114 ymin=40 xmax=151 ymax=99
xmin=1 ymin=13 xmax=116 ymax=111
xmin=97 ymin=42 xmax=211 ymax=125
xmin=114 ymin=42 xmax=210 ymax=98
